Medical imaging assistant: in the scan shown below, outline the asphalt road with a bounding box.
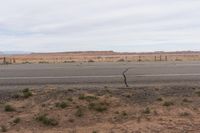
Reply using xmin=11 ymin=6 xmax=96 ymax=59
xmin=1 ymin=62 xmax=200 ymax=86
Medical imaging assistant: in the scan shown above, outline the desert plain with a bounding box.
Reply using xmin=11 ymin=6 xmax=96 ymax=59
xmin=1 ymin=51 xmax=200 ymax=133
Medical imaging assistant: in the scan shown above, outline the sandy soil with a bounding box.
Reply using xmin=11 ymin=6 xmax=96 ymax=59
xmin=1 ymin=85 xmax=200 ymax=133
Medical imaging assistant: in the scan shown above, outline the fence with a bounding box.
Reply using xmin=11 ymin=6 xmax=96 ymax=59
xmin=0 ymin=57 xmax=16 ymax=64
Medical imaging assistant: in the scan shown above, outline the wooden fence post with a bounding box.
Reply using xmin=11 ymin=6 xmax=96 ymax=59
xmin=3 ymin=57 xmax=6 ymax=64
xmin=138 ymin=56 xmax=141 ymax=62
xmin=165 ymin=56 xmax=168 ymax=61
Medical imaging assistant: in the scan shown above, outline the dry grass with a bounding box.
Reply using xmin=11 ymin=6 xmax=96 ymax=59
xmin=1 ymin=51 xmax=200 ymax=64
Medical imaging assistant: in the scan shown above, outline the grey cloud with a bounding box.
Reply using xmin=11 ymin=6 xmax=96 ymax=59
xmin=0 ymin=0 xmax=200 ymax=52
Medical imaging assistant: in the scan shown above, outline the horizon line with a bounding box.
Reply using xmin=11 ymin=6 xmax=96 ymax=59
xmin=2 ymin=50 xmax=200 ymax=55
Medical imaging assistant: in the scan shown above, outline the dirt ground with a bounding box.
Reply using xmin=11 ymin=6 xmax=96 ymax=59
xmin=1 ymin=85 xmax=200 ymax=133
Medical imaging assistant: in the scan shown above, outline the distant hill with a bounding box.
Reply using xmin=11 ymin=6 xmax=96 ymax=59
xmin=30 ymin=50 xmax=200 ymax=56
xmin=0 ymin=51 xmax=31 ymax=55
xmin=1 ymin=50 xmax=200 ymax=56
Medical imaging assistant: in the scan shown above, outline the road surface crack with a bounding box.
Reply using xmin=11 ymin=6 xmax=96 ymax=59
xmin=122 ymin=68 xmax=130 ymax=87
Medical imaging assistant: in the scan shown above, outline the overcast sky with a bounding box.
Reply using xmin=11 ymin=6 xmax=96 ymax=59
xmin=0 ymin=0 xmax=200 ymax=52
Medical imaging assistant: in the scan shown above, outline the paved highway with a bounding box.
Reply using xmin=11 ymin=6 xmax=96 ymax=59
xmin=1 ymin=62 xmax=200 ymax=86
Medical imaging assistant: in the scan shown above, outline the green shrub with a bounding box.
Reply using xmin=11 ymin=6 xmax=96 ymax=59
xmin=122 ymin=111 xmax=128 ymax=116
xmin=182 ymin=98 xmax=192 ymax=103
xmin=12 ymin=94 xmax=20 ymax=99
xmin=13 ymin=117 xmax=21 ymax=124
xmin=36 ymin=114 xmax=58 ymax=126
xmin=68 ymin=119 xmax=74 ymax=123
xmin=67 ymin=97 xmax=73 ymax=102
xmin=142 ymin=107 xmax=151 ymax=114
xmin=23 ymin=91 xmax=32 ymax=98
xmin=22 ymin=61 xmax=31 ymax=64
xmin=38 ymin=61 xmax=49 ymax=64
xmin=0 ymin=125 xmax=7 ymax=132
xmin=156 ymin=97 xmax=163 ymax=101
xmin=63 ymin=61 xmax=75 ymax=63
xmin=117 ymin=59 xmax=125 ymax=62
xmin=4 ymin=105 xmax=15 ymax=112
xmin=180 ymin=112 xmax=190 ymax=117
xmin=12 ymin=88 xmax=32 ymax=99
xmin=85 ymin=96 xmax=98 ymax=102
xmin=196 ymin=91 xmax=200 ymax=96
xmin=89 ymin=102 xmax=107 ymax=112
xmin=55 ymin=102 xmax=68 ymax=109
xmin=75 ymin=108 xmax=84 ymax=117
xmin=163 ymin=101 xmax=174 ymax=107
xmin=22 ymin=88 xmax=32 ymax=98
xmin=78 ymin=94 xmax=98 ymax=102
xmin=88 ymin=60 xmax=95 ymax=62
xmin=79 ymin=94 xmax=85 ymax=100
xmin=67 ymin=89 xmax=74 ymax=92
xmin=22 ymin=88 xmax=29 ymax=93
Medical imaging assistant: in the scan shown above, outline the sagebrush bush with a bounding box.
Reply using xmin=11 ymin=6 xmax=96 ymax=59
xmin=142 ymin=107 xmax=151 ymax=114
xmin=36 ymin=114 xmax=58 ymax=126
xmin=13 ymin=117 xmax=21 ymax=124
xmin=89 ymin=102 xmax=107 ymax=112
xmin=75 ymin=108 xmax=84 ymax=117
xmin=22 ymin=88 xmax=32 ymax=98
xmin=4 ymin=105 xmax=15 ymax=112
xmin=0 ymin=125 xmax=7 ymax=132
xmin=163 ymin=101 xmax=174 ymax=106
xmin=55 ymin=101 xmax=68 ymax=109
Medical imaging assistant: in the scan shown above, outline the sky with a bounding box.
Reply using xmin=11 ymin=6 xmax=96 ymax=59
xmin=0 ymin=0 xmax=200 ymax=52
